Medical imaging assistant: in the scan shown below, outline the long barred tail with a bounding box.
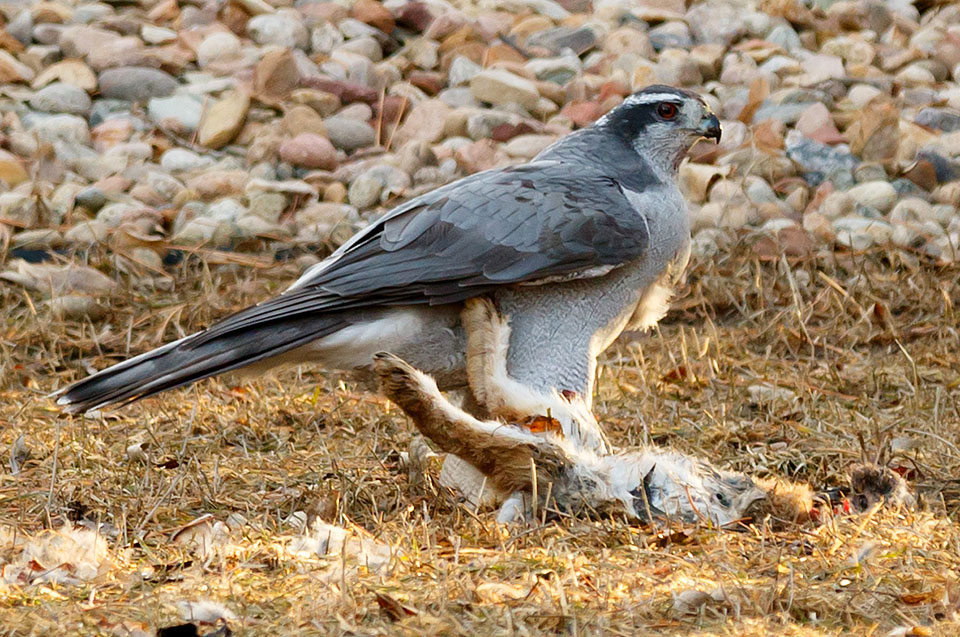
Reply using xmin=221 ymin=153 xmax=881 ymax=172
xmin=56 ymin=315 xmax=346 ymax=414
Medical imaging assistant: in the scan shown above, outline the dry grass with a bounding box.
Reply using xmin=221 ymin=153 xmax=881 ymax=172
xmin=1 ymin=238 xmax=959 ymax=635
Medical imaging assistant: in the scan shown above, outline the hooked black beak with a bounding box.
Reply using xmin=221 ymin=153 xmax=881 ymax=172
xmin=699 ymin=113 xmax=721 ymax=143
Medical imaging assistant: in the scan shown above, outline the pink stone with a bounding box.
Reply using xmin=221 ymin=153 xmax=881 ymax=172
xmin=561 ymin=101 xmax=603 ymax=127
xmin=279 ymin=134 xmax=338 ymax=170
xmin=796 ymin=103 xmax=846 ymax=145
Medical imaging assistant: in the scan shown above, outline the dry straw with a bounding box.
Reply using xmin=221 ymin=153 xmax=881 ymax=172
xmin=1 ymin=241 xmax=959 ymax=634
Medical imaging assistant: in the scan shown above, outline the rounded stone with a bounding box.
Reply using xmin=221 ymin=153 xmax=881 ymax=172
xmin=323 ymin=117 xmax=376 ymax=151
xmin=323 ymin=182 xmax=347 ymax=202
xmin=64 ymin=220 xmax=109 ymax=244
xmin=833 ymin=216 xmax=893 ymax=249
xmin=172 ymin=217 xmax=234 ymax=247
xmin=889 ymin=198 xmax=935 ymax=225
xmin=160 ymin=148 xmax=216 ymax=172
xmin=25 ymin=113 xmax=90 ymax=145
xmin=278 ymin=134 xmax=337 ymax=169
xmin=470 ymin=69 xmax=540 ymax=110
xmin=197 ymin=31 xmax=242 ymax=67
xmin=29 ymin=82 xmax=91 ymax=115
xmin=147 ymin=95 xmax=203 ymax=132
xmin=0 ymin=193 xmax=38 ymax=226
xmin=802 ymin=211 xmax=836 ymax=242
xmin=206 ymin=198 xmax=248 ymax=223
xmin=846 ymin=181 xmax=897 ymax=213
xmin=48 ymin=295 xmax=107 ymax=321
xmin=98 ymin=67 xmax=179 ymax=102
xmin=10 ymin=228 xmax=63 ymax=250
xmin=348 ymin=173 xmax=383 ymax=208
xmin=74 ymin=187 xmax=107 ymax=212
xmin=235 ymin=214 xmax=283 ymax=239
xmin=891 ymin=224 xmax=922 ymax=248
xmin=248 ymin=11 xmax=309 ymax=49
xmin=95 ymin=202 xmax=144 ymax=227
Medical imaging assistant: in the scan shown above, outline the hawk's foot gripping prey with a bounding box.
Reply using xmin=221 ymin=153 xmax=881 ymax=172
xmin=373 ymin=350 xmax=764 ymax=526
xmin=425 ymin=298 xmax=820 ymax=527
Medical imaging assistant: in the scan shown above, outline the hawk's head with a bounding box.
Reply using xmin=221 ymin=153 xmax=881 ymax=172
xmin=598 ymin=85 xmax=721 ymax=174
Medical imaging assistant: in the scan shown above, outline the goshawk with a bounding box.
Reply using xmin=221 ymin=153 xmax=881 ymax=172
xmin=58 ymin=85 xmax=721 ymax=422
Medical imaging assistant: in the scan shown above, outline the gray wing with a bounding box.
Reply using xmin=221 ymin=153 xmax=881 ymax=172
xmin=191 ymin=161 xmax=655 ymax=345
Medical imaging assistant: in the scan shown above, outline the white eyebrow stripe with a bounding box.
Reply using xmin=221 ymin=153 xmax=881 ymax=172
xmin=622 ymin=93 xmax=687 ymax=106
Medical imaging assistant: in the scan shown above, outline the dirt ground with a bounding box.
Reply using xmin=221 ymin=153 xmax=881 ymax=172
xmin=1 ymin=241 xmax=959 ymax=635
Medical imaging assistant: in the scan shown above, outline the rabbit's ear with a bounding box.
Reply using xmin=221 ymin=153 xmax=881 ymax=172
xmin=629 ymin=465 xmax=666 ymax=523
xmin=373 ymin=352 xmax=568 ymax=494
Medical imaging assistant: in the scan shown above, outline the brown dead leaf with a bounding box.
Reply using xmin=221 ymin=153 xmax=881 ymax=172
xmin=375 ymin=592 xmax=418 ymax=621
xmin=651 ymin=528 xmax=695 ymax=548
xmin=899 ymin=590 xmax=939 ymax=605
xmin=522 ymin=415 xmax=563 ymax=434
xmin=169 ymin=514 xmax=215 ymax=545
xmin=661 ymin=366 xmax=689 ymax=384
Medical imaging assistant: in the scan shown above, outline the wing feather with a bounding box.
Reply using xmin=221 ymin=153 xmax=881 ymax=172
xmin=188 ymin=161 xmax=657 ymax=350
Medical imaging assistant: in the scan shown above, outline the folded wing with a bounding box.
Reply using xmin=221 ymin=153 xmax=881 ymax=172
xmin=192 ymin=162 xmax=653 ymax=346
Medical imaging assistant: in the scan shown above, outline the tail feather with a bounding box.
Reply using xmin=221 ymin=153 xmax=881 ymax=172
xmin=57 ymin=316 xmax=346 ymax=414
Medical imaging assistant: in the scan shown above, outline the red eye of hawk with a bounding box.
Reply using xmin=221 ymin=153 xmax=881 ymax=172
xmin=657 ymin=103 xmax=679 ymax=120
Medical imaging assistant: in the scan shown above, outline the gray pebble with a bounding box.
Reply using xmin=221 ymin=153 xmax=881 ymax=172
xmin=687 ymin=2 xmax=744 ymax=46
xmin=99 ymin=66 xmax=179 ymax=102
xmin=439 ymin=87 xmax=480 ymax=108
xmin=29 ymin=82 xmax=92 ymax=115
xmin=75 ymin=187 xmax=107 ymax=212
xmin=89 ymin=100 xmax=135 ymax=128
xmin=6 ymin=10 xmax=33 ymax=45
xmin=914 ymin=108 xmax=960 ymax=133
xmin=206 ymin=198 xmax=248 ymax=223
xmin=526 ymin=26 xmax=598 ymax=55
xmin=752 ymin=102 xmax=814 ymax=125
xmin=323 ymin=117 xmax=377 ymax=151
xmin=448 ymin=56 xmax=482 ymax=86
xmin=766 ymin=23 xmax=802 ymax=51
xmin=785 ymin=134 xmax=858 ymax=187
xmin=648 ymin=21 xmax=692 ymax=51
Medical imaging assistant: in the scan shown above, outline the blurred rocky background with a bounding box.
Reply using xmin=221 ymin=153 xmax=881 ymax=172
xmin=1 ymin=0 xmax=959 ymax=316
